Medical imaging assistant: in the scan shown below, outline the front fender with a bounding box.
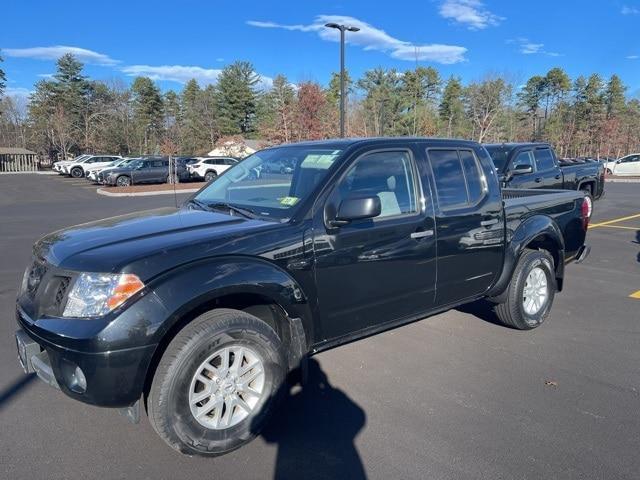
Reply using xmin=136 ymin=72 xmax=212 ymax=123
xmin=148 ymin=256 xmax=313 ymax=344
xmin=488 ymin=215 xmax=565 ymax=299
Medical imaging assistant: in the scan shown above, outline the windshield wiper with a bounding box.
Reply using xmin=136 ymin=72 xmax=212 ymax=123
xmin=186 ymin=198 xmax=209 ymax=211
xmin=207 ymin=202 xmax=258 ymax=219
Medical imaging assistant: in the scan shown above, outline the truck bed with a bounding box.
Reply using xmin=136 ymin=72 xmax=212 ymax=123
xmin=502 ymin=188 xmax=586 ymax=260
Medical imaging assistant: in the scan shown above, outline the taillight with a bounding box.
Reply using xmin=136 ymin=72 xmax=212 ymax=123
xmin=581 ymin=196 xmax=591 ymax=230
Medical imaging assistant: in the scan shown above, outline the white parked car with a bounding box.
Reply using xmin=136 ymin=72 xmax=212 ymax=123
xmin=53 ymin=155 xmax=90 ymax=173
xmin=605 ymin=153 xmax=640 ymax=176
xmin=187 ymin=157 xmax=238 ymax=182
xmin=86 ymin=158 xmax=135 ymax=182
xmin=66 ymin=155 xmax=122 ymax=178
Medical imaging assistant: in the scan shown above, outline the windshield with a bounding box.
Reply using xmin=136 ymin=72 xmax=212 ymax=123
xmin=484 ymin=146 xmax=509 ymax=171
xmin=193 ymin=146 xmax=344 ymax=219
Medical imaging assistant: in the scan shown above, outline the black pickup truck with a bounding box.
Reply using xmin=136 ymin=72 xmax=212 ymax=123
xmin=484 ymin=142 xmax=605 ymax=216
xmin=15 ymin=138 xmax=590 ymax=456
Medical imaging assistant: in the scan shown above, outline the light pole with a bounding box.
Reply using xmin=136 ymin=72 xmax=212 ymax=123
xmin=325 ymin=22 xmax=359 ymax=137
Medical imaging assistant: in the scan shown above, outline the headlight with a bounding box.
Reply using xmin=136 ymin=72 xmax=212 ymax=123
xmin=63 ymin=273 xmax=145 ymax=318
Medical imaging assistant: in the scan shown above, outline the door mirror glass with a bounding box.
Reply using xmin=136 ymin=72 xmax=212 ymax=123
xmin=334 ymin=195 xmax=381 ymax=224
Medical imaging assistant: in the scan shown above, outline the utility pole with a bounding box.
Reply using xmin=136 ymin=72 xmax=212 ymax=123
xmin=325 ymin=23 xmax=359 ymax=137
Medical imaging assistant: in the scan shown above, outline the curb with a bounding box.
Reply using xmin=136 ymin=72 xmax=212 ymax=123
xmin=97 ymin=187 xmax=199 ymax=197
xmin=0 ymin=171 xmax=58 ymax=175
xmin=605 ymin=178 xmax=640 ymax=183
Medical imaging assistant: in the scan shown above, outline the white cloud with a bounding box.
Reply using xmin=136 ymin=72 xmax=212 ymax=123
xmin=121 ymin=64 xmax=274 ymax=90
xmin=627 ymin=55 xmax=639 ymax=59
xmin=509 ymin=38 xmax=561 ymax=57
xmin=247 ymin=14 xmax=467 ymax=64
xmin=3 ymin=46 xmax=119 ymax=65
xmin=621 ymin=5 xmax=640 ymax=14
xmin=4 ymin=86 xmax=32 ymax=98
xmin=438 ymin=0 xmax=503 ymax=29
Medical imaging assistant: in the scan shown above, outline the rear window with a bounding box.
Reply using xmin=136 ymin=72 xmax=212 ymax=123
xmin=533 ymin=148 xmax=556 ymax=171
xmin=429 ymin=149 xmax=486 ymax=210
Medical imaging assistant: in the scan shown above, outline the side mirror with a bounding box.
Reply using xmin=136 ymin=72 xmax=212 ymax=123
xmin=330 ymin=195 xmax=381 ymax=227
xmin=511 ymin=164 xmax=533 ymax=175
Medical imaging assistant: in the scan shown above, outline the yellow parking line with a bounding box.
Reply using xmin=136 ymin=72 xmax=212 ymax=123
xmin=589 ymin=213 xmax=640 ymax=228
xmin=629 ymin=291 xmax=640 ymax=299
xmin=594 ymin=225 xmax=639 ymax=231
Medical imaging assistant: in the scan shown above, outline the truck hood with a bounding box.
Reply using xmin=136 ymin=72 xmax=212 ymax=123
xmin=34 ymin=207 xmax=278 ymax=276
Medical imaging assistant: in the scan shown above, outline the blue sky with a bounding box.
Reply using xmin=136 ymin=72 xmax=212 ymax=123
xmin=2 ymin=0 xmax=640 ymax=97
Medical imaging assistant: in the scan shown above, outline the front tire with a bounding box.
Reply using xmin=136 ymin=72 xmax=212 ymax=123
xmin=70 ymin=167 xmax=83 ymax=178
xmin=494 ymin=249 xmax=556 ymax=330
xmin=116 ymin=175 xmax=131 ymax=187
xmin=148 ymin=309 xmax=286 ymax=456
xmin=204 ymin=170 xmax=217 ymax=182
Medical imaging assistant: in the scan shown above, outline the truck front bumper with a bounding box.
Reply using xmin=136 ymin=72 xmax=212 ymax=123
xmin=15 ymin=307 xmax=159 ymax=408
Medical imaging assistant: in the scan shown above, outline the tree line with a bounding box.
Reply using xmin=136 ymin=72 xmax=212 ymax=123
xmin=0 ymin=53 xmax=638 ymax=160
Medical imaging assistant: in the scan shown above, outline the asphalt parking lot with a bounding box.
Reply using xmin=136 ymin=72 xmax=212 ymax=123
xmin=1 ymin=174 xmax=639 ymax=480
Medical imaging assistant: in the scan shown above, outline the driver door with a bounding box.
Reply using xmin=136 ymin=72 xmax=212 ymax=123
xmin=312 ymin=146 xmax=437 ymax=341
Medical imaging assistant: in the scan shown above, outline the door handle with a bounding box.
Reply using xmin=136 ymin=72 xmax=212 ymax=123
xmin=410 ymin=229 xmax=434 ymax=239
xmin=534 ymin=177 xmax=542 ymax=183
xmin=480 ymin=218 xmax=498 ymax=226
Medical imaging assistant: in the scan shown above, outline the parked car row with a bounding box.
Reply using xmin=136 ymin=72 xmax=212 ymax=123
xmin=602 ymin=153 xmax=640 ymax=176
xmin=53 ymin=155 xmax=242 ymax=187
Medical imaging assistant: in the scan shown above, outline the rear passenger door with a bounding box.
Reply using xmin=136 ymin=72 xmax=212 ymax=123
xmin=426 ymin=147 xmax=504 ymax=306
xmin=532 ymin=147 xmax=563 ymax=189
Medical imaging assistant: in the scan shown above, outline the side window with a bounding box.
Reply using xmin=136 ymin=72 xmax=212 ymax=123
xmin=225 ymin=158 xmax=237 ymax=165
xmin=459 ymin=150 xmax=485 ymax=204
xmin=335 ymin=151 xmax=417 ymax=219
xmin=513 ymin=151 xmax=534 ymax=169
xmin=205 ymin=160 xmax=215 ymax=165
xmin=533 ymin=148 xmax=556 ymax=171
xmin=429 ymin=150 xmax=469 ymax=208
xmin=160 ymin=160 xmax=169 ymax=167
xmin=623 ymin=155 xmax=639 ymax=163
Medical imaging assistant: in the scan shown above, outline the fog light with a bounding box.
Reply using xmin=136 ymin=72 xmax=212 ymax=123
xmin=71 ymin=366 xmax=87 ymax=393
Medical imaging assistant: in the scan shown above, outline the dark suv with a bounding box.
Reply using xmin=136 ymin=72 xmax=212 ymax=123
xmin=103 ymin=158 xmax=189 ymax=187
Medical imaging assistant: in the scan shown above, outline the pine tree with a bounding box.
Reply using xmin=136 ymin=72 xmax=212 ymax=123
xmin=604 ymin=75 xmax=626 ymax=119
xmin=258 ymin=74 xmax=296 ymax=144
xmin=131 ymin=76 xmax=164 ymax=154
xmin=0 ymin=51 xmax=6 ymax=99
xmin=439 ymin=76 xmax=465 ymax=138
xmin=180 ymin=79 xmax=209 ymax=153
xmin=216 ymin=61 xmax=259 ymax=135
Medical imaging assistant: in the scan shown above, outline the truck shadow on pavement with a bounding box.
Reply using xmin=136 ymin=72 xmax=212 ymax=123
xmin=0 ymin=373 xmax=37 ymax=412
xmin=456 ymin=300 xmax=504 ymax=326
xmin=258 ymin=358 xmax=367 ymax=480
xmin=635 ymin=230 xmax=639 ymax=263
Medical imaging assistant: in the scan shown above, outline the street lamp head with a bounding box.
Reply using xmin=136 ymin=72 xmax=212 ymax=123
xmin=346 ymin=26 xmax=360 ymax=32
xmin=325 ymin=22 xmax=340 ymax=29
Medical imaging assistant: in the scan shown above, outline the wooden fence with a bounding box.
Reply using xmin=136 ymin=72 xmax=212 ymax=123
xmin=0 ymin=153 xmax=42 ymax=172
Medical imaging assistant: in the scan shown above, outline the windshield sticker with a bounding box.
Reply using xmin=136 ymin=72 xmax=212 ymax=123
xmin=279 ymin=196 xmax=300 ymax=206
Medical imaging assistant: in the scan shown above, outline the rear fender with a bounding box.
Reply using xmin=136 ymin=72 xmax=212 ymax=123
xmin=487 ymin=215 xmax=565 ymax=300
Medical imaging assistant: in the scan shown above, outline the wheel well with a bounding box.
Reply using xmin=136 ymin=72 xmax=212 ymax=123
xmin=578 ymin=181 xmax=594 ymax=195
xmin=142 ymin=293 xmax=294 ymax=406
xmin=525 ymin=234 xmax=563 ymax=290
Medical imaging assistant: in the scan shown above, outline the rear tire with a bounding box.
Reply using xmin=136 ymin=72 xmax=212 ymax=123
xmin=147 ymin=308 xmax=286 ymax=456
xmin=494 ymin=249 xmax=556 ymax=330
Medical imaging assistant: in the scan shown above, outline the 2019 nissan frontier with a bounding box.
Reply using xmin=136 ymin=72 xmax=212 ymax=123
xmin=15 ymin=138 xmax=591 ymax=456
